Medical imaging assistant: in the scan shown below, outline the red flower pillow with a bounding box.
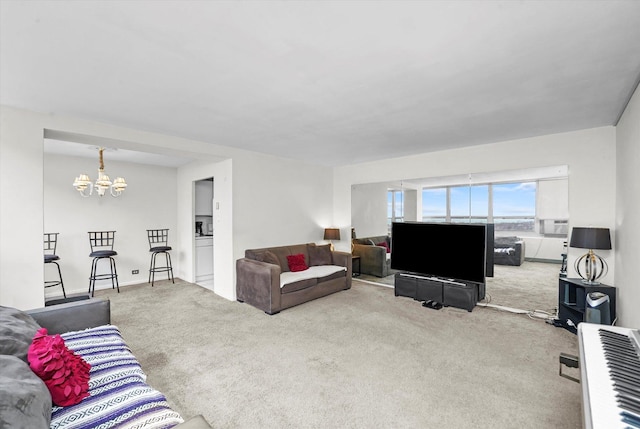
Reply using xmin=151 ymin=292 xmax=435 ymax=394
xmin=287 ymin=253 xmax=309 ymax=272
xmin=28 ymin=328 xmax=91 ymax=407
xmin=377 ymin=241 xmax=391 ymax=253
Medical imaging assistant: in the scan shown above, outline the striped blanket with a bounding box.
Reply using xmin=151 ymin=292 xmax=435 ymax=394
xmin=50 ymin=325 xmax=183 ymax=429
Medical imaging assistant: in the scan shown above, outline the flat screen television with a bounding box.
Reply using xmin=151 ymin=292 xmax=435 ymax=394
xmin=391 ymin=222 xmax=487 ymax=284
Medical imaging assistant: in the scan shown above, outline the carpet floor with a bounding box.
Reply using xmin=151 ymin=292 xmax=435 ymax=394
xmin=96 ymin=277 xmax=582 ymax=429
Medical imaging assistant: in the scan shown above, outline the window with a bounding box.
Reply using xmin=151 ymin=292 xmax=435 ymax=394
xmin=422 ymin=188 xmax=447 ymax=222
xmin=422 ymin=181 xmax=537 ymax=232
xmin=450 ymin=186 xmax=470 ymax=221
xmin=492 ymin=182 xmax=535 ymax=231
xmin=450 ymin=185 xmax=488 ymax=223
xmin=470 ymin=185 xmax=489 ymax=223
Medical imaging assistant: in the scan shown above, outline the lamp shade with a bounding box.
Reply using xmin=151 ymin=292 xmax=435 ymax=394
xmin=324 ymin=228 xmax=340 ymax=241
xmin=569 ymin=227 xmax=611 ymax=250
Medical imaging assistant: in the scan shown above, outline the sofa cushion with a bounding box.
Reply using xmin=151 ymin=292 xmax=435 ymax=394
xmin=355 ymin=236 xmax=390 ymax=247
xmin=308 ymin=243 xmax=333 ymax=266
xmin=280 ymin=265 xmax=347 ymax=288
xmin=281 ymin=277 xmax=318 ymax=294
xmin=247 ymin=244 xmax=316 ymax=272
xmin=317 ymin=269 xmax=347 ymax=283
xmin=28 ymin=328 xmax=90 ymax=407
xmin=50 ymin=325 xmax=183 ymax=429
xmin=353 ymin=238 xmax=373 ymax=245
xmin=0 ymin=355 xmax=52 ymax=429
xmin=0 ymin=305 xmax=40 ymax=362
xmin=255 ymin=250 xmax=281 ymax=267
xmin=287 ymin=253 xmax=308 ymax=272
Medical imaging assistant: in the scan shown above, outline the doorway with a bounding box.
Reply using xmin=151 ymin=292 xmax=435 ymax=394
xmin=194 ymin=177 xmax=214 ymax=290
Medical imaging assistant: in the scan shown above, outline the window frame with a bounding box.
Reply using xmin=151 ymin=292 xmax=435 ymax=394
xmin=422 ymin=181 xmax=539 ymax=233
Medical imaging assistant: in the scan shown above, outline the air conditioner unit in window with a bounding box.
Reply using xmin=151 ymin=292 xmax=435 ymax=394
xmin=540 ymin=219 xmax=569 ymax=236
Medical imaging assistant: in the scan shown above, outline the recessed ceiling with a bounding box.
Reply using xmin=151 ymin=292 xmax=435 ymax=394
xmin=2 ymin=1 xmax=640 ymax=167
xmin=43 ymin=139 xmax=194 ymax=168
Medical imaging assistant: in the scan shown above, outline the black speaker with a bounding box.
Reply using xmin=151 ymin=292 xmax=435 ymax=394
xmin=486 ymin=224 xmax=494 ymax=278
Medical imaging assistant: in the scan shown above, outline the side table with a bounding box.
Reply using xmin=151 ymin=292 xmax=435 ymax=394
xmin=352 ymin=255 xmax=361 ymax=277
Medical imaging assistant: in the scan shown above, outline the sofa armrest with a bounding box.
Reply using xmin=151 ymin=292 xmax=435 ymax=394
xmin=236 ymin=258 xmax=282 ymax=314
xmin=27 ymin=298 xmax=111 ymax=334
xmin=175 ymin=415 xmax=213 ymax=429
xmin=494 ymin=243 xmax=513 ymax=249
xmin=515 ymin=241 xmax=525 ymax=263
xmin=353 ymin=243 xmax=388 ymax=277
xmin=331 ymin=251 xmax=353 ymax=289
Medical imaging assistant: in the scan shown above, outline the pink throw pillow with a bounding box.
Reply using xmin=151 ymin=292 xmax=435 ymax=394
xmin=28 ymin=328 xmax=91 ymax=407
xmin=377 ymin=241 xmax=391 ymax=253
xmin=287 ymin=253 xmax=309 ymax=272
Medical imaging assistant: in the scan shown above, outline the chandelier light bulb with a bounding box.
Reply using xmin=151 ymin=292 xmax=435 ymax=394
xmin=95 ymin=170 xmax=112 ymax=188
xmin=112 ymin=177 xmax=128 ymax=193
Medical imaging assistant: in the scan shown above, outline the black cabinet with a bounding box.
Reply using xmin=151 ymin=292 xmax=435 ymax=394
xmin=394 ymin=273 xmax=417 ymax=298
xmin=558 ymin=278 xmax=616 ymax=327
xmin=395 ymin=273 xmax=480 ymax=312
xmin=442 ymin=281 xmax=478 ymax=312
xmin=415 ymin=278 xmax=443 ymax=303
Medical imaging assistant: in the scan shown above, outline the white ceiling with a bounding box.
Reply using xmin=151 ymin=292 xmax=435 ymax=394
xmin=42 ymin=139 xmax=194 ymax=168
xmin=2 ymin=1 xmax=640 ymax=167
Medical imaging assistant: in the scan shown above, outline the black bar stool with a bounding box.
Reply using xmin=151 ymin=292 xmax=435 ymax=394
xmin=44 ymin=233 xmax=66 ymax=298
xmin=147 ymin=229 xmax=175 ymax=286
xmin=88 ymin=231 xmax=119 ymax=297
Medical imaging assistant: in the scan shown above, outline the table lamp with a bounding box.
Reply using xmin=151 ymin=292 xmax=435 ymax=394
xmin=569 ymin=227 xmax=611 ymax=284
xmin=324 ymin=228 xmax=340 ymax=250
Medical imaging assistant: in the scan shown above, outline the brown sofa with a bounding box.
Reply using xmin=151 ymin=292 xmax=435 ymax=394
xmin=352 ymin=235 xmax=392 ymax=277
xmin=236 ymin=243 xmax=352 ymax=315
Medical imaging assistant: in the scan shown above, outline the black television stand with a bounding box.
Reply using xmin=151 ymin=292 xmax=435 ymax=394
xmin=394 ymin=272 xmax=481 ymax=312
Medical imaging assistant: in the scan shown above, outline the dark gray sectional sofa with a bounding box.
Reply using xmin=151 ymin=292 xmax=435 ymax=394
xmin=494 ymin=236 xmax=526 ymax=266
xmin=0 ymin=298 xmax=211 ymax=429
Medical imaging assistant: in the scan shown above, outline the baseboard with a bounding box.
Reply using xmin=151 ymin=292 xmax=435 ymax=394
xmin=45 ymin=278 xmax=182 ymax=300
xmin=354 ymin=278 xmax=394 ymax=289
xmin=524 ymin=258 xmax=562 ymax=264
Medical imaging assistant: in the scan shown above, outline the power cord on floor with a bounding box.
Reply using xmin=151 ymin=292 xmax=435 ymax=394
xmin=476 ymin=298 xmax=558 ymax=323
xmin=527 ymin=308 xmax=557 ymax=322
xmin=483 ymin=292 xmax=492 ymax=304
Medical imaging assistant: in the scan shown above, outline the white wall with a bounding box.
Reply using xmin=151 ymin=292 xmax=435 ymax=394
xmin=334 ymin=126 xmax=617 ymax=280
xmin=0 ymin=105 xmax=334 ymax=309
xmin=230 ymin=150 xmax=334 ymax=254
xmin=518 ymin=236 xmax=565 ymax=262
xmin=351 ymin=182 xmax=388 ymax=237
xmin=0 ymin=107 xmax=44 ymax=309
xmin=616 ymin=84 xmax=640 ymax=329
xmin=43 ymin=153 xmax=177 ymax=297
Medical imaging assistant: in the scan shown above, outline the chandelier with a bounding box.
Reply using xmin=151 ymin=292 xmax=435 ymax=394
xmin=72 ymin=147 xmax=127 ymax=197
